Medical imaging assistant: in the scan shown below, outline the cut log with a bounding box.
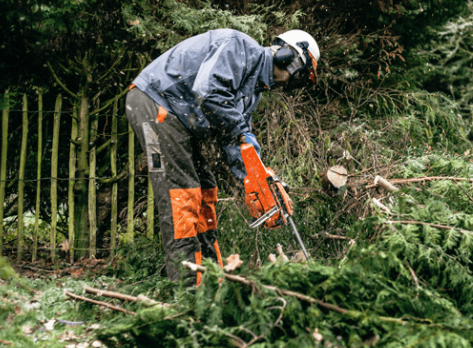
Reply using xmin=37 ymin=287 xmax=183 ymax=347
xmin=321 ymin=165 xmax=348 ymax=190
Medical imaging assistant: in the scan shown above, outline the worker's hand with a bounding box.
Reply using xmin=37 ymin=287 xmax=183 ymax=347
xmin=241 ymin=133 xmax=261 ymax=157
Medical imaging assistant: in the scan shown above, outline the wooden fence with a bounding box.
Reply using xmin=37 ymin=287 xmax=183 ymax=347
xmin=0 ymin=91 xmax=155 ymax=262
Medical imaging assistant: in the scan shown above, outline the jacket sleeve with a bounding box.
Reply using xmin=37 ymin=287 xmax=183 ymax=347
xmin=192 ymin=36 xmax=261 ymax=144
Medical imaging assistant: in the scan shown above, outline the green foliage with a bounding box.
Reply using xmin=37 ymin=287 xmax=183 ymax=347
xmin=122 ymin=0 xmax=301 ymax=50
xmin=413 ymin=0 xmax=473 ymax=123
xmin=94 ymin=153 xmax=473 ymax=347
xmin=0 ymin=275 xmax=128 ymax=347
xmin=0 ymin=256 xmax=16 ymax=280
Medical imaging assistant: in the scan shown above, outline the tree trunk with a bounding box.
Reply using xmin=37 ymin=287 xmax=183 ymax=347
xmin=125 ymin=123 xmax=134 ymax=243
xmin=0 ymin=90 xmax=9 ymax=255
xmin=110 ymin=98 xmax=118 ymax=255
xmin=33 ymin=90 xmax=43 ymax=262
xmin=17 ymin=94 xmax=29 ymax=261
xmin=68 ymin=102 xmax=78 ymax=262
xmin=50 ymin=94 xmax=62 ymax=261
xmin=74 ymin=92 xmax=90 ymax=258
xmin=88 ymin=99 xmax=98 ymax=258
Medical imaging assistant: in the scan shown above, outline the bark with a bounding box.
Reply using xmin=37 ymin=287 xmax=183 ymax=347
xmin=17 ymin=94 xmax=28 ymax=260
xmin=65 ymin=290 xmax=136 ymax=315
xmin=147 ymin=174 xmax=154 ymax=239
xmin=0 ymin=90 xmax=9 ymax=255
xmin=74 ymin=91 xmax=90 ymax=258
xmin=33 ymin=90 xmax=43 ymax=262
xmin=88 ymin=99 xmax=98 ymax=258
xmin=83 ymin=285 xmax=170 ymax=307
xmin=125 ymin=123 xmax=134 ymax=243
xmin=50 ymin=94 xmax=62 ymax=261
xmin=366 ymin=176 xmax=473 ymax=189
xmin=110 ymin=99 xmax=118 ymax=255
xmin=374 ymin=175 xmax=398 ymax=192
xmin=68 ymin=102 xmax=78 ymax=262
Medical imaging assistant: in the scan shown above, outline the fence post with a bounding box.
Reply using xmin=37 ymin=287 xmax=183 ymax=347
xmin=125 ymin=123 xmax=134 ymax=243
xmin=33 ymin=90 xmax=43 ymax=262
xmin=147 ymin=176 xmax=154 ymax=240
xmin=68 ymin=102 xmax=78 ymax=262
xmin=88 ymin=100 xmax=98 ymax=258
xmin=0 ymin=90 xmax=9 ymax=256
xmin=110 ymin=99 xmax=118 ymax=255
xmin=17 ymin=94 xmax=29 ymax=260
xmin=75 ymin=94 xmax=90 ymax=258
xmin=50 ymin=94 xmax=62 ymax=261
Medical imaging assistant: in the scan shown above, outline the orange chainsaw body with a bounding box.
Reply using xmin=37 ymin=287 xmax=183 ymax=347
xmin=241 ymin=143 xmax=293 ymax=229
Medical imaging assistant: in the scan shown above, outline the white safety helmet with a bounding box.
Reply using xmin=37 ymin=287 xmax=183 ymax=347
xmin=272 ymin=29 xmax=320 ymax=90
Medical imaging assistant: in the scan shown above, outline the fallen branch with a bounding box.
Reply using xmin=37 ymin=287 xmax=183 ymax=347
xmin=182 ymin=262 xmax=416 ymax=325
xmin=84 ymin=286 xmax=171 ymax=307
xmin=374 ymin=176 xmax=398 ymax=192
xmin=65 ymin=290 xmax=136 ymax=315
xmin=310 ymin=232 xmax=348 ymax=240
xmin=366 ymin=176 xmax=473 ymax=189
xmin=453 ymin=180 xmax=473 ymax=204
xmin=182 ymin=261 xmax=348 ymax=314
xmin=372 ymin=198 xmax=392 ymax=214
xmin=386 ymin=220 xmax=473 ymax=235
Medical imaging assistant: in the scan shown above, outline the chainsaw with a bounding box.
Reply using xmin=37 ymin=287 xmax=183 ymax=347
xmin=241 ymin=143 xmax=310 ymax=261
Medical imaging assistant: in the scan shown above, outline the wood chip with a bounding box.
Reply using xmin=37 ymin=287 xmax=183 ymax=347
xmin=224 ymin=254 xmax=243 ymax=272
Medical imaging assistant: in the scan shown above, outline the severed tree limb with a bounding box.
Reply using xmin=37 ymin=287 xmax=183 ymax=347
xmin=372 ymin=198 xmax=392 ymax=214
xmin=83 ymin=285 xmax=171 ymax=308
xmin=182 ymin=261 xmax=349 ymax=314
xmin=366 ymin=176 xmax=473 ymax=189
xmin=386 ymin=220 xmax=473 ymax=235
xmin=310 ymin=232 xmax=348 ymax=240
xmin=65 ymin=290 xmax=136 ymax=315
xmin=183 ymin=262 xmax=427 ymax=325
xmin=374 ymin=176 xmax=398 ymax=192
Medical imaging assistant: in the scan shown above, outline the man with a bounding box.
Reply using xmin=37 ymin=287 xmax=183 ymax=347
xmin=126 ymin=28 xmax=319 ymax=286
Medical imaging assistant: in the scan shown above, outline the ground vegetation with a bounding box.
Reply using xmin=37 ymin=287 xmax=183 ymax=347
xmin=1 ymin=0 xmax=473 ymax=347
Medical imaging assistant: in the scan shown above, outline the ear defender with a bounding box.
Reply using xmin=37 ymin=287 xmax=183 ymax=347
xmin=273 ymin=46 xmax=295 ymax=67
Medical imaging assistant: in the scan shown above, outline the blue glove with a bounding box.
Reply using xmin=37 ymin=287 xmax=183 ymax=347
xmin=222 ymin=143 xmax=246 ymax=182
xmin=243 ymin=133 xmax=261 ymax=157
xmin=222 ymin=133 xmax=261 ymax=184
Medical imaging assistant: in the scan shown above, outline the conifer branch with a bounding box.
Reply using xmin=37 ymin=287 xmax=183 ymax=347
xmin=183 ymin=261 xmax=349 ymax=314
xmin=183 ymin=262 xmax=438 ymax=326
xmin=386 ymin=220 xmax=473 ymax=235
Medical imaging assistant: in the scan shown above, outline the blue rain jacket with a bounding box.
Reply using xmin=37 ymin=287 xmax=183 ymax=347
xmin=132 ymin=29 xmax=274 ymax=181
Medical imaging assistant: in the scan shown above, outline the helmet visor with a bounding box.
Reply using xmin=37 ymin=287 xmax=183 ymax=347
xmin=283 ymin=56 xmax=317 ymax=91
